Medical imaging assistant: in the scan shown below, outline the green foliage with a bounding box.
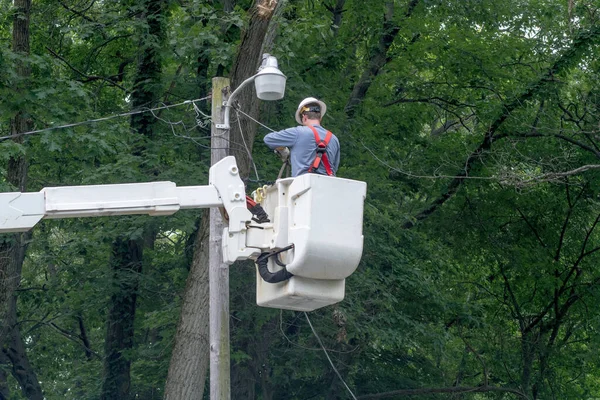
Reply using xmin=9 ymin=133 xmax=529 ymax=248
xmin=3 ymin=0 xmax=600 ymax=399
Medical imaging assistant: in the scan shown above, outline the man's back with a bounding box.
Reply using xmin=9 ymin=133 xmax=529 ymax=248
xmin=264 ymin=125 xmax=340 ymax=177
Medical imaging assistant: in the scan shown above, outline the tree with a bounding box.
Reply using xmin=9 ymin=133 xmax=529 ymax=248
xmin=100 ymin=2 xmax=169 ymax=399
xmin=3 ymin=0 xmax=600 ymax=398
xmin=0 ymin=1 xmax=43 ymax=397
xmin=164 ymin=1 xmax=285 ymax=398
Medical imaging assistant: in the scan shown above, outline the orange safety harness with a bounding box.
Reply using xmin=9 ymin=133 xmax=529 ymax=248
xmin=307 ymin=126 xmax=334 ymax=176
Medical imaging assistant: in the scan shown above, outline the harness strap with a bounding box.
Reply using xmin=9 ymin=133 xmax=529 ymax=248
xmin=307 ymin=126 xmax=334 ymax=176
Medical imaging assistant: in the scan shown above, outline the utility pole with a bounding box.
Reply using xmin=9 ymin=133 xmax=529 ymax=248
xmin=210 ymin=77 xmax=231 ymax=400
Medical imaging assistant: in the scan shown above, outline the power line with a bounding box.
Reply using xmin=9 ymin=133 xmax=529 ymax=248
xmin=231 ymin=105 xmax=504 ymax=183
xmin=1 ymin=92 xmax=506 ymax=184
xmin=0 ymin=96 xmax=211 ymax=141
xmin=232 ymin=105 xmax=277 ymax=133
xmin=235 ymin=108 xmax=261 ymax=181
xmin=304 ymin=312 xmax=358 ymax=400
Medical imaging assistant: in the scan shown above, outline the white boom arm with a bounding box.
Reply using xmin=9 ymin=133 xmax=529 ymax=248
xmin=0 ymin=156 xmax=259 ymax=263
xmin=0 ymin=155 xmax=369 ymax=311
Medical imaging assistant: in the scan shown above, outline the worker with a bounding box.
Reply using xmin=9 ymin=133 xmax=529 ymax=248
xmin=264 ymin=97 xmax=340 ymax=177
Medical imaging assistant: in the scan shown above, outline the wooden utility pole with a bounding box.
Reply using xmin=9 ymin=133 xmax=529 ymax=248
xmin=210 ymin=77 xmax=231 ymax=400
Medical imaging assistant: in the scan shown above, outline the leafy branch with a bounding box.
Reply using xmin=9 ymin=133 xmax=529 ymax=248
xmin=356 ymin=385 xmax=529 ymax=399
xmin=46 ymin=47 xmax=129 ymax=92
xmin=402 ymin=23 xmax=600 ymax=229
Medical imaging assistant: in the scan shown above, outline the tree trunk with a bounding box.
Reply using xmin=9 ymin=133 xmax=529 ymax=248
xmin=101 ymin=2 xmax=166 ymax=398
xmin=230 ymin=302 xmax=275 ymax=399
xmin=231 ymin=361 xmax=256 ymax=399
xmin=0 ymin=245 xmax=42 ymax=400
xmin=164 ymin=212 xmax=211 ymax=399
xmin=130 ymin=0 xmax=167 ymax=140
xmin=0 ymin=1 xmax=43 ymax=398
xmin=229 ymin=0 xmax=284 ymax=178
xmin=0 ymin=350 xmax=9 ymax=399
xmin=520 ymin=330 xmax=536 ymax=399
xmin=164 ymin=1 xmax=284 ymax=398
xmin=325 ymin=0 xmax=346 ymax=36
xmin=3 ymin=300 xmax=43 ymax=400
xmin=77 ymin=314 xmax=94 ymax=361
xmin=252 ymin=317 xmax=278 ymax=400
xmin=100 ymin=238 xmax=144 ymax=400
xmin=0 ymin=0 xmax=31 ymax=338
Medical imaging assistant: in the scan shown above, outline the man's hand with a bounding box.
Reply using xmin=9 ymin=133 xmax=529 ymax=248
xmin=274 ymin=147 xmax=290 ymax=162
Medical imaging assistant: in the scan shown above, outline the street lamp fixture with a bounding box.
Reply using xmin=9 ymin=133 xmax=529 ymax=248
xmin=215 ymin=54 xmax=286 ymax=130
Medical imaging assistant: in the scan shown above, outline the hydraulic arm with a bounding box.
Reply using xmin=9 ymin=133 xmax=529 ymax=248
xmin=0 ymin=156 xmax=367 ymax=311
xmin=0 ymin=156 xmax=260 ymax=263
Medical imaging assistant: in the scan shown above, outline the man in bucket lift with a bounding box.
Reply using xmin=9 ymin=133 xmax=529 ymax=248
xmin=264 ymin=97 xmax=340 ymax=177
xmin=254 ymin=98 xmax=341 ymax=284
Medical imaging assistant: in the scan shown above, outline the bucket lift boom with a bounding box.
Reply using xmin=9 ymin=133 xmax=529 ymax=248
xmin=0 ymin=156 xmax=367 ymax=311
xmin=0 ymin=157 xmax=260 ymax=263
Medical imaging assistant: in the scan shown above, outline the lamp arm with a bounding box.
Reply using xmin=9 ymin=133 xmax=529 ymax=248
xmin=217 ymin=74 xmax=257 ymax=130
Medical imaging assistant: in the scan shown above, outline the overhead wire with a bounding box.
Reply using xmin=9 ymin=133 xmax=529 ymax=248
xmin=149 ymin=98 xmax=247 ymax=153
xmin=235 ymin=108 xmax=261 ymax=181
xmin=0 ymin=95 xmax=258 ymax=155
xmin=191 ymin=100 xmax=212 ymax=129
xmin=304 ymin=312 xmax=358 ymax=400
xmin=358 ymin=137 xmax=497 ymax=181
xmin=149 ymin=102 xmax=213 ymax=149
xmin=156 ymin=102 xmax=264 ymax=155
xmin=233 ymin=105 xmax=277 ymax=133
xmin=150 ymin=102 xmax=203 ymax=134
xmin=0 ymin=91 xmax=494 ymax=184
xmin=234 ymin=102 xmax=506 ymax=183
xmin=2 ymin=86 xmax=590 ymax=188
xmin=0 ymin=96 xmax=211 ymax=141
xmin=278 ymin=310 xmax=360 ymax=354
xmin=348 ymin=100 xmax=600 ymax=185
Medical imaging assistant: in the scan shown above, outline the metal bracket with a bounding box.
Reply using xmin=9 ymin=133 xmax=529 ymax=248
xmin=209 ymin=157 xmax=261 ymax=263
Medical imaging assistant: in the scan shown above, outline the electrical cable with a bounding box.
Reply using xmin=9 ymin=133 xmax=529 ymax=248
xmin=279 ymin=310 xmax=322 ymax=351
xmin=150 ymin=104 xmax=199 ymax=134
xmin=1 ymin=91 xmax=560 ymax=185
xmin=246 ymin=195 xmax=270 ymax=223
xmin=0 ymin=93 xmax=253 ymax=154
xmin=358 ymin=137 xmax=497 ymax=181
xmin=277 ymin=159 xmax=290 ymax=180
xmin=235 ymin=108 xmax=261 ymax=181
xmin=191 ymin=100 xmax=211 ymax=124
xmin=278 ymin=311 xmax=359 ymax=354
xmin=0 ymin=97 xmax=211 ymax=141
xmin=304 ymin=312 xmax=358 ymax=400
xmin=3 ymin=88 xmax=497 ymax=186
xmin=232 ymin=105 xmax=277 ymax=133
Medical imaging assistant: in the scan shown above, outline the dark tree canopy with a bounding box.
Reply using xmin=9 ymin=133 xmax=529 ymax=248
xmin=1 ymin=0 xmax=600 ymax=399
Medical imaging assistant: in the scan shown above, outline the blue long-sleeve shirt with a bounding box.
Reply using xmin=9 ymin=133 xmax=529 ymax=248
xmin=264 ymin=125 xmax=340 ymax=177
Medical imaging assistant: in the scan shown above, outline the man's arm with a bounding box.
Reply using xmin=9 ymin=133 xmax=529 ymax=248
xmin=264 ymin=127 xmax=299 ymax=149
xmin=331 ymin=137 xmax=341 ymax=175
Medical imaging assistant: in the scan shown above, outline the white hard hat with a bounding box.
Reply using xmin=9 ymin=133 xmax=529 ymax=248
xmin=295 ymin=97 xmax=327 ymax=125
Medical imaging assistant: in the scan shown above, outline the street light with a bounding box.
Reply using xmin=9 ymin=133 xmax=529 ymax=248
xmin=215 ymin=53 xmax=286 ymax=130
